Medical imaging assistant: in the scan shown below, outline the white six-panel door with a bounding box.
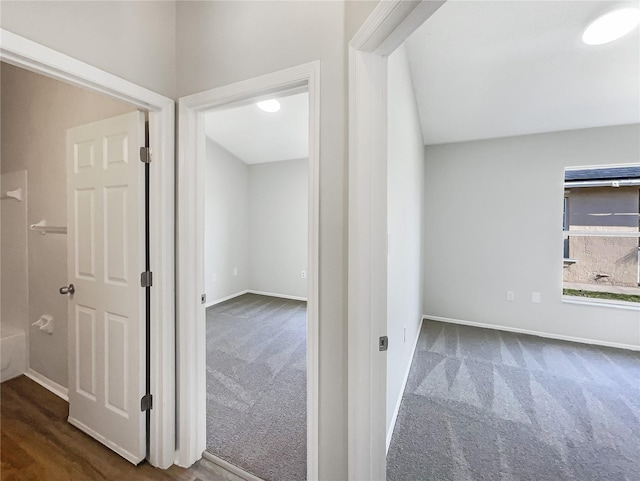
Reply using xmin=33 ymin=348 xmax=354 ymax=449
xmin=66 ymin=111 xmax=146 ymax=464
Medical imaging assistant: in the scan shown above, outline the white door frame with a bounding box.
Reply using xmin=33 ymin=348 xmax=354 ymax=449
xmin=347 ymin=2 xmax=446 ymax=480
xmin=175 ymin=61 xmax=321 ymax=480
xmin=0 ymin=30 xmax=176 ymax=469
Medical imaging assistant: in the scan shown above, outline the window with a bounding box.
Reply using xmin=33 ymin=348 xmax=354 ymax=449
xmin=563 ymin=165 xmax=640 ymax=304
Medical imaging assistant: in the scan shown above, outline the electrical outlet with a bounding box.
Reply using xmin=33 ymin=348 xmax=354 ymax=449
xmin=532 ymin=292 xmax=541 ymax=304
xmin=233 ymin=268 xmax=238 ymax=276
xmin=506 ymin=291 xmax=515 ymax=302
xmin=301 ymin=270 xmax=306 ymax=279
xmin=212 ymin=273 xmax=217 ymax=282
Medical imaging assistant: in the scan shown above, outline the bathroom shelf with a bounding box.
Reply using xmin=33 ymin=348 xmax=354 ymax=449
xmin=30 ymin=220 xmax=67 ymax=235
xmin=0 ymin=188 xmax=23 ymax=202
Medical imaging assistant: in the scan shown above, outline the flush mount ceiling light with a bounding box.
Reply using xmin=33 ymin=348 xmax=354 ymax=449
xmin=582 ymin=7 xmax=640 ymax=45
xmin=256 ymin=99 xmax=281 ymax=113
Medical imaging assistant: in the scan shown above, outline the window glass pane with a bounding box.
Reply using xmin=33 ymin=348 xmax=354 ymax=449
xmin=565 ymin=187 xmax=639 ymax=232
xmin=563 ymin=235 xmax=640 ymax=303
xmin=563 ymin=166 xmax=640 ymax=304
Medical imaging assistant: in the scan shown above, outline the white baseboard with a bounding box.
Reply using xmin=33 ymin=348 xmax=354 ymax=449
xmin=201 ymin=450 xmax=265 ymax=481
xmin=386 ymin=316 xmax=424 ymax=453
xmin=205 ymin=290 xmax=308 ymax=308
xmin=247 ymin=290 xmax=307 ymax=302
xmin=423 ymin=315 xmax=640 ymax=352
xmin=24 ymin=368 xmax=69 ymax=401
xmin=205 ymin=290 xmax=249 ymax=308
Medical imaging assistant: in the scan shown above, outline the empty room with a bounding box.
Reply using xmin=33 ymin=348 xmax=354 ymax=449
xmin=384 ymin=2 xmax=640 ymax=480
xmin=202 ymin=91 xmax=310 ymax=481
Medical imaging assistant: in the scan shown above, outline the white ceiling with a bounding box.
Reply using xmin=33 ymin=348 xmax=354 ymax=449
xmin=405 ymin=0 xmax=640 ymax=145
xmin=205 ymin=92 xmax=308 ymax=164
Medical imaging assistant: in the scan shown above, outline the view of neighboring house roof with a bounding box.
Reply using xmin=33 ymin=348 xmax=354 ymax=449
xmin=565 ymin=166 xmax=640 ymax=181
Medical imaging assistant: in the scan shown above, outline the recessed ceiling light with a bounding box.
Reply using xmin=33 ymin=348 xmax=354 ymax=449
xmin=256 ymin=99 xmax=281 ymax=113
xmin=582 ymin=8 xmax=640 ymax=45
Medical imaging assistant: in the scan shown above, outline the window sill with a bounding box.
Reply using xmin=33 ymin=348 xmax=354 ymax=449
xmin=562 ymin=296 xmax=640 ymax=311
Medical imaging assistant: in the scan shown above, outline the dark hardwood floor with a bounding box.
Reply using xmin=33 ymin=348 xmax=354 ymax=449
xmin=1 ymin=376 xmax=241 ymax=481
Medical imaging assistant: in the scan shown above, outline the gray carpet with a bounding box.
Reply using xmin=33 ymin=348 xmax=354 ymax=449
xmin=205 ymin=293 xmax=307 ymax=481
xmin=387 ymin=320 xmax=640 ymax=481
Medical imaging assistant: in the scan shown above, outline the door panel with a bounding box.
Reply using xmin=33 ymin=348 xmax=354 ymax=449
xmin=105 ymin=312 xmax=129 ymax=416
xmin=75 ymin=305 xmax=96 ymax=400
xmin=104 ymin=186 xmax=129 ymax=284
xmin=66 ymin=111 xmax=146 ymax=464
xmin=75 ymin=188 xmax=96 ymax=279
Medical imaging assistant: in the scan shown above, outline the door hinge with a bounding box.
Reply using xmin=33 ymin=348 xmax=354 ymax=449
xmin=140 ymin=394 xmax=153 ymax=411
xmin=139 ymin=146 xmax=152 ymax=164
xmin=140 ymin=271 xmax=153 ymax=288
xmin=201 ymin=294 xmax=207 ymax=304
xmin=379 ymin=336 xmax=389 ymax=351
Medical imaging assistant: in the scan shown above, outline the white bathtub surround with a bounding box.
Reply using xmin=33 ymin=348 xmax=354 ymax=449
xmin=0 ymin=171 xmax=29 ymax=335
xmin=1 ymin=326 xmax=27 ymax=382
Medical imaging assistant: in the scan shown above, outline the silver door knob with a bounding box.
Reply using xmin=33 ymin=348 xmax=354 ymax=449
xmin=59 ymin=284 xmax=75 ymax=295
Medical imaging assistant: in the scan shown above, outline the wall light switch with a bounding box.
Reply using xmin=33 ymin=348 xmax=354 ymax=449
xmin=532 ymin=292 xmax=541 ymax=304
xmin=506 ymin=291 xmax=515 ymax=302
xmin=212 ymin=273 xmax=217 ymax=282
xmin=233 ymin=268 xmax=238 ymax=276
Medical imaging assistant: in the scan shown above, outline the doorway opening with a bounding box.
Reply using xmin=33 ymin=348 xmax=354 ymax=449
xmin=0 ymin=31 xmax=175 ymax=469
xmin=176 ymin=62 xmax=320 ymax=480
xmin=1 ymin=60 xmax=150 ymax=463
xmin=202 ymin=90 xmax=310 ymax=480
xmin=350 ymin=1 xmax=640 ymax=480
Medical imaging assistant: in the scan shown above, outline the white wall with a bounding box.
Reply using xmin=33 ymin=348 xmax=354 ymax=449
xmin=205 ymin=138 xmax=308 ymax=302
xmin=424 ymin=124 xmax=640 ymax=348
xmin=1 ymin=62 xmax=135 ymax=387
xmin=0 ymin=1 xmax=176 ymax=98
xmin=249 ymin=158 xmax=308 ymax=299
xmin=204 ymin=139 xmax=250 ymax=303
xmin=386 ymin=44 xmax=425 ymax=442
xmin=177 ymin=3 xmax=357 ymax=475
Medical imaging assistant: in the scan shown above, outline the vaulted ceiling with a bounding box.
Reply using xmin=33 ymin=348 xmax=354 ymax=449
xmin=204 ymin=2 xmax=639 ymax=152
xmin=405 ymin=0 xmax=640 ymax=145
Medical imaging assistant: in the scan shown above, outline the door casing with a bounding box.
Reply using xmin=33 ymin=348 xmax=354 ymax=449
xmin=348 ymin=2 xmax=447 ymax=480
xmin=176 ymin=61 xmax=321 ymax=480
xmin=0 ymin=29 xmax=176 ymax=469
